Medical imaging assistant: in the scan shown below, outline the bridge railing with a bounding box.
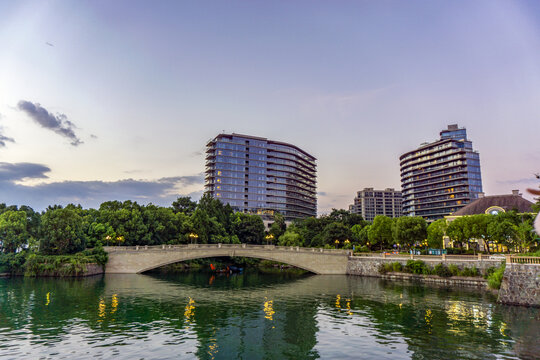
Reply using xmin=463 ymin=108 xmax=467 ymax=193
xmin=508 ymin=256 xmax=540 ymax=265
xmin=103 ymin=244 xmax=350 ymax=255
xmin=349 ymin=253 xmax=502 ymax=262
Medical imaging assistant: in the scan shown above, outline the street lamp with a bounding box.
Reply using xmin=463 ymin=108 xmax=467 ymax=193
xmin=265 ymin=234 xmax=274 ymax=245
xmin=105 ymin=235 xmax=111 ymax=246
xmin=189 ymin=233 xmax=199 ymax=244
xmin=334 ymin=239 xmax=340 ymax=249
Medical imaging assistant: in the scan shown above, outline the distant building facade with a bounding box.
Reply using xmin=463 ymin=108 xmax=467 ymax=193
xmin=205 ymin=133 xmax=317 ymax=220
xmin=400 ymin=124 xmax=483 ymax=222
xmin=349 ymin=188 xmax=402 ymax=222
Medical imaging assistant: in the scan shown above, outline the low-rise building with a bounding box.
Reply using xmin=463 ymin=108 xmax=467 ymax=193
xmin=349 ymin=188 xmax=402 ymax=222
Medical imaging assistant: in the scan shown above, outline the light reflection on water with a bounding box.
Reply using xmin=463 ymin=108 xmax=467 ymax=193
xmin=0 ymin=272 xmax=539 ymax=359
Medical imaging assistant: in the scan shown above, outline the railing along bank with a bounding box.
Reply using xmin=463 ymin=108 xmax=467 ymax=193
xmin=507 ymin=256 xmax=540 ymax=265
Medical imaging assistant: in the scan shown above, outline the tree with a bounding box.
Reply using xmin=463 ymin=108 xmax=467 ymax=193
xmin=426 ymin=219 xmax=447 ymax=248
xmin=278 ymin=230 xmax=303 ymax=247
xmin=392 ymin=216 xmax=427 ymax=249
xmin=189 ymin=208 xmax=226 ymax=244
xmin=320 ymin=222 xmax=352 ymax=248
xmin=368 ymin=216 xmax=393 ymax=250
xmin=351 ymin=224 xmax=367 ymax=245
xmin=467 ymin=214 xmax=493 ymax=254
xmin=487 ymin=218 xmax=516 ymax=251
xmin=40 ymin=208 xmax=86 ymax=255
xmin=269 ymin=213 xmax=287 ymax=239
xmin=328 ymin=209 xmax=366 ymax=227
xmin=446 ymin=216 xmax=470 ymax=249
xmin=171 ymin=196 xmax=197 ymax=215
xmin=0 ymin=210 xmax=29 ymax=253
xmin=231 ymin=213 xmax=265 ymax=244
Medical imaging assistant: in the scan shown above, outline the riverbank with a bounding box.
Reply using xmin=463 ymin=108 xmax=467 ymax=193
xmin=0 ymin=248 xmax=108 ymax=277
xmin=378 ymin=272 xmax=487 ymax=287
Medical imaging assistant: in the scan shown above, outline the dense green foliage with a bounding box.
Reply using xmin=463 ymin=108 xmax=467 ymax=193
xmin=487 ymin=263 xmax=506 ymax=290
xmin=447 ymin=212 xmax=537 ymax=253
xmin=378 ymin=260 xmax=483 ymax=278
xmin=0 ymin=190 xmax=537 ymax=277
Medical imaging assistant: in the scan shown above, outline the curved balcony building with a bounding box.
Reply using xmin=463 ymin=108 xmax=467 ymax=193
xmin=400 ymin=124 xmax=483 ymax=222
xmin=205 ymin=133 xmax=317 ymax=220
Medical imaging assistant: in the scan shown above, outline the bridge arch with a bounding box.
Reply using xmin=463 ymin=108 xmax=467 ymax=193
xmin=136 ymin=253 xmax=320 ymax=274
xmin=104 ymin=244 xmax=349 ymax=275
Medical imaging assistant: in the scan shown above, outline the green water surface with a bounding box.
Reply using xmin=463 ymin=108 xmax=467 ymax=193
xmin=0 ymin=272 xmax=538 ymax=359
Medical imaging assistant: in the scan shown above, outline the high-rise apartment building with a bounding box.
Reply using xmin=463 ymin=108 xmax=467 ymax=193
xmin=349 ymin=188 xmax=402 ymax=222
xmin=205 ymin=133 xmax=317 ymax=220
xmin=400 ymin=124 xmax=483 ymax=222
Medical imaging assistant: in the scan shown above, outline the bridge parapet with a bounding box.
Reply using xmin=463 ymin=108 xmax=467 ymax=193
xmin=104 ymin=244 xmax=349 ymax=255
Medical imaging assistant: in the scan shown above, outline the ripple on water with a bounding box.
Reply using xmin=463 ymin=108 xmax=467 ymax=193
xmin=0 ymin=273 xmax=538 ymax=359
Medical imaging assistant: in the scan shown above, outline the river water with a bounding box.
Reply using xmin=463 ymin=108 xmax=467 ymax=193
xmin=0 ymin=272 xmax=539 ymax=359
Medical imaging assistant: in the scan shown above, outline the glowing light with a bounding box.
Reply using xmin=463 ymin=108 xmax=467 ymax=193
xmin=111 ymin=294 xmax=118 ymax=315
xmin=184 ymin=297 xmax=196 ymax=324
xmin=45 ymin=292 xmax=50 ymax=306
xmin=263 ymin=297 xmax=275 ymax=320
xmin=98 ymin=299 xmax=106 ymax=321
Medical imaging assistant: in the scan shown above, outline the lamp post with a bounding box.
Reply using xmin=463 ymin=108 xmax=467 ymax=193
xmin=189 ymin=233 xmax=199 ymax=244
xmin=265 ymin=234 xmax=274 ymax=245
xmin=105 ymin=235 xmax=111 ymax=246
xmin=334 ymin=239 xmax=340 ymax=249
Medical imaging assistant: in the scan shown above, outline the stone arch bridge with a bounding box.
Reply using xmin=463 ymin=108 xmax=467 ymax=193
xmin=104 ymin=244 xmax=350 ymax=275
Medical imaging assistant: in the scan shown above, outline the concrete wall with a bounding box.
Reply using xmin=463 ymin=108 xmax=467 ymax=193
xmin=498 ymin=264 xmax=540 ymax=307
xmin=346 ymin=257 xmax=502 ymax=277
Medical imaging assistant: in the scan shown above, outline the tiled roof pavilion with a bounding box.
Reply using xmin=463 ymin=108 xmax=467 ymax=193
xmin=451 ymin=191 xmax=535 ymax=216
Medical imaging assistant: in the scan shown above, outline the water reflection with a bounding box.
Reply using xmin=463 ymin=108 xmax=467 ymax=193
xmin=0 ymin=273 xmax=538 ymax=359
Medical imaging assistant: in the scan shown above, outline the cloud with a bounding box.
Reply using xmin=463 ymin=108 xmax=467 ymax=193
xmin=0 ymin=134 xmax=15 ymax=148
xmin=17 ymin=100 xmax=83 ymax=146
xmin=496 ymin=177 xmax=539 ymax=185
xmin=0 ymin=162 xmax=50 ymax=181
xmin=0 ymin=163 xmax=205 ymax=210
xmin=0 ymin=113 xmax=15 ymax=148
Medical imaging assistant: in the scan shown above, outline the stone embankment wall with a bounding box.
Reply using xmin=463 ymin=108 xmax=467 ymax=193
xmin=498 ymin=264 xmax=540 ymax=307
xmin=347 ymin=257 xmax=502 ymax=277
xmin=380 ymin=273 xmax=487 ymax=287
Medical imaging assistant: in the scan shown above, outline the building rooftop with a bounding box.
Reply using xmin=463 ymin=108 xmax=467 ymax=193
xmin=451 ymin=191 xmax=534 ymax=216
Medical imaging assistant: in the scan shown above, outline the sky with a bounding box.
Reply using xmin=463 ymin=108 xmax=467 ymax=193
xmin=0 ymin=0 xmax=539 ymax=214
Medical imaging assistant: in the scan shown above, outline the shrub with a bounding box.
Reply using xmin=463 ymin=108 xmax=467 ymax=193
xmin=459 ymin=266 xmax=479 ymax=277
xmin=484 ymin=267 xmax=496 ymax=279
xmin=378 ymin=262 xmax=395 ymax=274
xmin=434 ymin=263 xmax=452 ymax=277
xmin=405 ymin=260 xmax=428 ymax=274
xmin=392 ymin=262 xmax=403 ymax=272
xmin=0 ymin=252 xmax=28 ymax=274
xmin=354 ymin=246 xmax=370 ymax=253
xmin=487 ymin=263 xmax=506 ymax=289
xmin=448 ymin=264 xmax=460 ymax=276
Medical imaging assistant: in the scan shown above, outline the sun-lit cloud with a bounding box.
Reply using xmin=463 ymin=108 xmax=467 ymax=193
xmin=17 ymin=100 xmax=83 ymax=146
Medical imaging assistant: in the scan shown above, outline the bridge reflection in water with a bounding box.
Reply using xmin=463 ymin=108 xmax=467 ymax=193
xmin=1 ymin=273 xmax=539 ymax=359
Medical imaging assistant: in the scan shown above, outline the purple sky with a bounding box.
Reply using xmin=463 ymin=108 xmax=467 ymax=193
xmin=0 ymin=0 xmax=539 ymax=213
